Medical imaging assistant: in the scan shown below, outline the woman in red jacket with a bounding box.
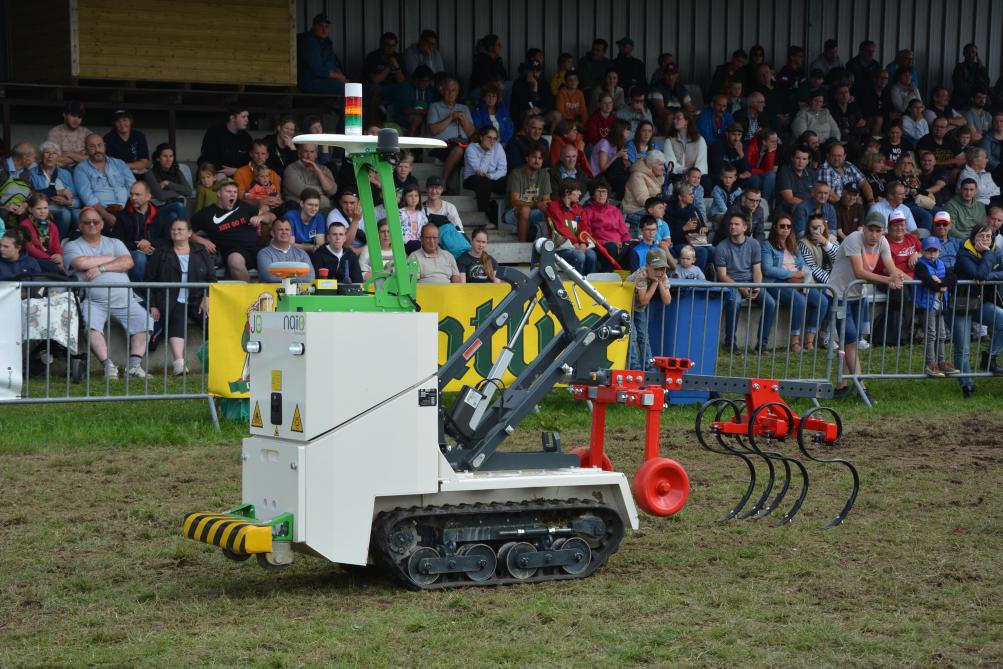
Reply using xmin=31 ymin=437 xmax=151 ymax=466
xmin=19 ymin=193 xmax=64 ymax=274
xmin=745 ymin=127 xmax=779 ymax=203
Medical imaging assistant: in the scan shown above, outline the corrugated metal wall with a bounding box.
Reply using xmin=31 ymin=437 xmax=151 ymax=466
xmin=808 ymin=0 xmax=1003 ymax=93
xmin=299 ymin=0 xmax=1001 ymax=95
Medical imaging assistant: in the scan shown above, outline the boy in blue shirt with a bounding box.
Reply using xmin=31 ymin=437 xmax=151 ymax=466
xmin=630 ymin=214 xmax=675 ymax=270
xmin=285 ymin=187 xmax=326 ymax=250
xmin=709 ymin=164 xmax=743 ymax=223
xmin=914 ymin=236 xmax=960 ymax=377
xmin=642 ymin=196 xmax=673 ymax=244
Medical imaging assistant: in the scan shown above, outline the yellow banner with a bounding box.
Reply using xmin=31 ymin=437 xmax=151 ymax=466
xmin=208 ymin=282 xmax=634 ymax=398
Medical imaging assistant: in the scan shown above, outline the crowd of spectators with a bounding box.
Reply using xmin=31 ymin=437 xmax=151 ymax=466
xmin=5 ymin=20 xmax=1003 ymax=390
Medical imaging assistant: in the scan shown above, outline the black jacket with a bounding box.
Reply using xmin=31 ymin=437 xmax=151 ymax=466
xmin=144 ymin=243 xmax=216 ymax=312
xmin=112 ymin=203 xmax=168 ymax=250
xmin=312 ymin=245 xmax=363 ymax=283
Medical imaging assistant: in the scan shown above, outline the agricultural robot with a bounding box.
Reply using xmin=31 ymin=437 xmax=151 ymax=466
xmin=182 ymin=129 xmax=854 ymax=590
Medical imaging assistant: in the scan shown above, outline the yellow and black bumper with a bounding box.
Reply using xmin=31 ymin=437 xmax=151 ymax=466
xmin=182 ymin=512 xmax=273 ymax=555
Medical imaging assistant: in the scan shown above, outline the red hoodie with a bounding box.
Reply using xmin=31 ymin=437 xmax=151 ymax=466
xmin=546 ymin=199 xmax=592 ymax=247
xmin=19 ymin=217 xmax=62 ymax=260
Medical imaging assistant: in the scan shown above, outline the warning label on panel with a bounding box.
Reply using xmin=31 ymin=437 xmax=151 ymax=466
xmin=291 ymin=404 xmax=303 ymax=432
xmin=250 ymin=401 xmax=263 ymax=428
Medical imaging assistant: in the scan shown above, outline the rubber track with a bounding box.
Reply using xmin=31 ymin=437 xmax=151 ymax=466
xmin=371 ymin=499 xmax=627 ymax=591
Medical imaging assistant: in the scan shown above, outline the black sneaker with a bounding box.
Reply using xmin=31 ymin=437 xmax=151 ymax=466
xmin=962 ymin=385 xmax=976 ymax=399
xmin=863 ymin=389 xmax=877 ymax=404
xmin=833 ymin=385 xmax=852 ymax=400
xmin=991 ymin=359 xmax=1003 ymax=377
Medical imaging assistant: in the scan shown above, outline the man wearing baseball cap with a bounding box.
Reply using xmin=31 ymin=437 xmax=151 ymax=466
xmin=929 ymin=211 xmax=961 ymax=268
xmin=828 ymin=211 xmax=908 ymax=401
xmin=297 ymin=13 xmax=347 ymax=94
xmin=883 ymin=209 xmax=921 ymax=278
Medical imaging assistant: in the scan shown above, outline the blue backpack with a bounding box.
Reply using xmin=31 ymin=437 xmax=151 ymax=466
xmin=436 ymin=221 xmax=471 ymax=259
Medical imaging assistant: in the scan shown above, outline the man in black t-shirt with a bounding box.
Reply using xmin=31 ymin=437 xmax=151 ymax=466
xmin=191 ymin=180 xmax=273 ymax=281
xmin=916 ymin=118 xmax=966 ymax=168
xmin=198 ymin=106 xmax=253 ymax=177
xmin=103 ymin=110 xmax=150 ymax=175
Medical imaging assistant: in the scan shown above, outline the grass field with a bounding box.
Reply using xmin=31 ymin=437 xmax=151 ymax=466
xmin=2 ymin=379 xmax=1002 ymax=668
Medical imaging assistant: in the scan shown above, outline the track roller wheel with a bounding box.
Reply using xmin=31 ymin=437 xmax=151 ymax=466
xmin=552 ymin=537 xmax=592 ymax=575
xmin=631 ymin=457 xmax=690 ymax=516
xmin=570 ymin=446 xmax=614 ymax=471
xmin=498 ymin=541 xmax=538 ymax=579
xmin=256 ymin=554 xmax=289 ymax=571
xmin=406 ymin=547 xmax=441 ymax=587
xmin=457 ymin=543 xmax=497 ymax=582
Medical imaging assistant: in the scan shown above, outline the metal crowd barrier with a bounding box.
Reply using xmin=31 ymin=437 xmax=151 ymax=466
xmin=837 ymin=279 xmax=1003 ymax=405
xmin=7 ymin=276 xmax=998 ymax=422
xmin=7 ymin=280 xmax=217 ymax=428
xmin=643 ymin=281 xmax=839 ymax=396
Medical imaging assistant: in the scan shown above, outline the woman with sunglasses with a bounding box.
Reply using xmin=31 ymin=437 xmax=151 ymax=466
xmin=760 ymin=213 xmax=828 ymax=352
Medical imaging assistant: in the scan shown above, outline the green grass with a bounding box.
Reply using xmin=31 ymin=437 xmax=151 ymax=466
xmin=1 ymin=380 xmax=1002 ymax=667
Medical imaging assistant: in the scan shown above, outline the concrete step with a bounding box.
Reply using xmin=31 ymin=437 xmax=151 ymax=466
xmin=460 ymin=211 xmax=490 ymax=227
xmin=443 ymin=194 xmax=477 ymax=210
xmin=484 ymin=228 xmax=520 ymax=242
xmin=490 ymin=241 xmax=533 ymax=265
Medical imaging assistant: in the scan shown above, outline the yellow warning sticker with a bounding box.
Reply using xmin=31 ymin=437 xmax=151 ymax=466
xmin=291 ymin=404 xmax=303 ymax=432
xmin=271 ymin=370 xmax=282 ymax=392
xmin=274 ymin=425 xmax=280 ymax=436
xmin=250 ymin=401 xmax=263 ymax=428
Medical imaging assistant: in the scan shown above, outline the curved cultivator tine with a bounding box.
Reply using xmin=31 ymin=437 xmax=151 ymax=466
xmin=796 ymin=406 xmax=858 ymax=528
xmin=695 ymin=398 xmax=756 ymax=522
xmin=751 ymin=452 xmax=791 ymax=520
xmin=747 ymin=401 xmax=810 ymax=526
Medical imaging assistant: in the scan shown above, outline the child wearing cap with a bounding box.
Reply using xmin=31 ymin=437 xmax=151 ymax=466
xmin=627 ymin=248 xmax=672 ymax=370
xmin=913 ymin=235 xmax=960 ymax=377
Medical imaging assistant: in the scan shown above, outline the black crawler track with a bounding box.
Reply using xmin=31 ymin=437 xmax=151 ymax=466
xmin=371 ymin=499 xmax=627 ymax=590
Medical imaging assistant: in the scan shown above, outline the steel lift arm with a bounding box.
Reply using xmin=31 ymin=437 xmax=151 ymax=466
xmin=440 ymin=239 xmax=632 ymax=472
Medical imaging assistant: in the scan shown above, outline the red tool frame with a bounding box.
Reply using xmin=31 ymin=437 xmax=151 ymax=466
xmin=569 ymin=357 xmax=693 ymax=517
xmin=711 ymin=380 xmax=840 ymax=443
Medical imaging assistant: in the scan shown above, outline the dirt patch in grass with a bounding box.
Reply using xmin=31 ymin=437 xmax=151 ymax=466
xmin=2 ymin=410 xmax=1002 ymax=667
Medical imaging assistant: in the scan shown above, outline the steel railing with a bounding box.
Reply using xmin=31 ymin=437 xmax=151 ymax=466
xmin=8 ymin=280 xmax=217 ymax=428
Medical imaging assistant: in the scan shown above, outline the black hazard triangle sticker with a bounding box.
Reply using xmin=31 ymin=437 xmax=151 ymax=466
xmin=291 ymin=404 xmax=303 ymax=433
xmin=250 ymin=401 xmax=263 ymax=428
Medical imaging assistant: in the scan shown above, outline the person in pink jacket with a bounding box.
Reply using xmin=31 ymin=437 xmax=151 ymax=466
xmin=585 ymin=179 xmax=630 ymax=270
